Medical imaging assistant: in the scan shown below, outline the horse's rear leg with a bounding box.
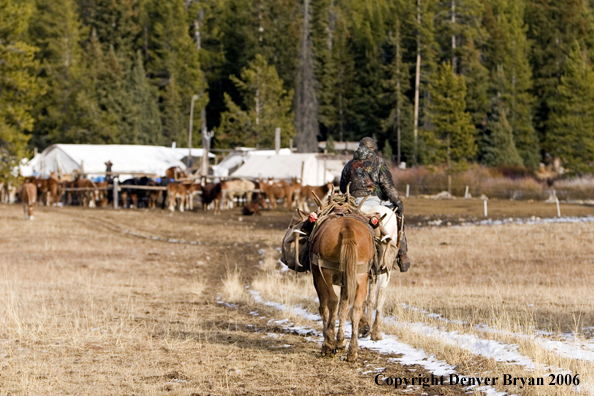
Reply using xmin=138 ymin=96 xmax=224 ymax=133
xmin=359 ymin=278 xmax=376 ymax=339
xmin=370 ymin=271 xmax=391 ymax=341
xmin=347 ymin=273 xmax=369 ymax=362
xmin=313 ymin=267 xmax=338 ymax=356
xmin=336 ymin=286 xmax=349 ymax=350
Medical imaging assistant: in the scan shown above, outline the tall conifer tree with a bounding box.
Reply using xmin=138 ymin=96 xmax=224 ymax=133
xmin=425 ymin=62 xmax=476 ymax=168
xmin=0 ymin=0 xmax=41 ymax=179
xmin=546 ymin=42 xmax=594 ymax=173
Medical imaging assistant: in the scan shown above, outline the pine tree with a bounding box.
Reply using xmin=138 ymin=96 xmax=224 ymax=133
xmin=126 ymin=51 xmax=162 ymax=145
xmin=425 ymin=62 xmax=476 ymax=169
xmin=144 ymin=0 xmax=207 ymax=144
xmin=64 ymin=31 xmax=120 ymax=144
xmin=483 ymin=102 xmax=523 ymax=167
xmin=28 ymin=0 xmax=88 ymax=147
xmin=347 ymin=0 xmax=392 ymax=141
xmin=383 ymin=15 xmax=413 ymax=165
xmin=0 ymin=0 xmax=41 ymax=179
xmin=217 ymin=54 xmax=295 ymax=149
xmin=412 ymin=0 xmax=439 ymax=165
xmin=313 ymin=0 xmax=355 ymax=143
xmin=461 ymin=40 xmax=489 ymax=131
xmin=162 ymin=76 xmax=184 ymax=146
xmin=526 ymin=0 xmax=594 ymax=150
xmin=545 ymin=42 xmax=594 ymax=174
xmin=433 ymin=0 xmax=487 ymax=148
xmin=77 ymin=0 xmax=141 ymax=58
xmin=483 ymin=0 xmax=538 ymax=168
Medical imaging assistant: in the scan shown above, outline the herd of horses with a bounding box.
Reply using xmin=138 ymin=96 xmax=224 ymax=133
xmin=3 ymin=166 xmax=335 ymax=219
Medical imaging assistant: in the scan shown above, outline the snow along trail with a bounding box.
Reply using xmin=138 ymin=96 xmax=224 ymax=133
xmin=246 ymin=290 xmax=509 ymax=396
xmin=428 ymin=215 xmax=594 ymax=228
xmin=401 ymin=303 xmax=594 ymax=363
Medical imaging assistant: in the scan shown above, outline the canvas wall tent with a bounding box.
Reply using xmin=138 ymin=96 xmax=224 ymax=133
xmin=212 ymin=148 xmax=292 ymax=177
xmin=32 ymin=144 xmax=188 ymax=179
xmin=231 ymin=153 xmax=334 ymax=186
xmin=318 ymin=156 xmax=351 ymax=182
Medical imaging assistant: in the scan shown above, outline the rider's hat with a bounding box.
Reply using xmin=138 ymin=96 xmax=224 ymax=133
xmin=359 ymin=137 xmax=376 ymax=150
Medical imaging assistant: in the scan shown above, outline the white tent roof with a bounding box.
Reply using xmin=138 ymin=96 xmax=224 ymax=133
xmin=212 ymin=148 xmax=292 ymax=177
xmin=231 ymin=153 xmax=334 ymax=185
xmin=169 ymin=147 xmax=215 ymax=160
xmin=32 ymin=144 xmax=187 ymax=178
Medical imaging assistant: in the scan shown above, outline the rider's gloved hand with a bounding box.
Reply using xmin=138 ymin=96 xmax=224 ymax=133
xmin=395 ymin=199 xmax=404 ymax=214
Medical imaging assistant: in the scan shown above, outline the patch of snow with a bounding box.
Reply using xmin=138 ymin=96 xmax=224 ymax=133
xmin=452 ymin=215 xmax=594 ymax=229
xmin=386 ymin=318 xmax=537 ymax=369
xmin=402 ymin=303 xmax=594 ymax=362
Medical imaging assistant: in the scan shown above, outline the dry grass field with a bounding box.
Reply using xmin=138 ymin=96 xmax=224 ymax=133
xmin=1 ymin=198 xmax=593 ymax=395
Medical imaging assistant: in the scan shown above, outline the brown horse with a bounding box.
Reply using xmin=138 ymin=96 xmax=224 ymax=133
xmin=310 ymin=212 xmax=375 ymax=362
xmin=299 ymin=183 xmax=332 ymax=212
xmin=261 ymin=178 xmax=301 ymax=209
xmin=19 ymin=182 xmax=37 ymax=220
xmin=165 ymin=166 xmax=188 ymax=181
xmin=48 ymin=172 xmax=60 ymax=206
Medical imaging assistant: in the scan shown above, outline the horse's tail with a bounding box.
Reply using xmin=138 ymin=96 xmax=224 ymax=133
xmin=340 ymin=226 xmax=358 ymax=305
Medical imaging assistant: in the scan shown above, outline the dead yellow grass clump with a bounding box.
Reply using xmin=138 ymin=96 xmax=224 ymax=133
xmin=221 ymin=266 xmax=248 ymax=303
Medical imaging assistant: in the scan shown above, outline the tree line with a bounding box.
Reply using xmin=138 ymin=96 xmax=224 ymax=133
xmin=1 ymin=0 xmax=594 ymax=179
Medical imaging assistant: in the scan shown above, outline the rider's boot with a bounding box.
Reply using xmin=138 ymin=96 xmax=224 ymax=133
xmin=396 ymin=233 xmax=410 ymax=272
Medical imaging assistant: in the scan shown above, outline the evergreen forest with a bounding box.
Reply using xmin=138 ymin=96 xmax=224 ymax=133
xmin=2 ymin=0 xmax=594 ymax=176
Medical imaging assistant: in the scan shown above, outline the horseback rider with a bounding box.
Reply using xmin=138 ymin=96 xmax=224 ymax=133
xmin=339 ymin=137 xmax=411 ymax=270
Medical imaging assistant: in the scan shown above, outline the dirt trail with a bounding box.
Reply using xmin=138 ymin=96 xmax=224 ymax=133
xmin=0 ymin=204 xmax=469 ymax=395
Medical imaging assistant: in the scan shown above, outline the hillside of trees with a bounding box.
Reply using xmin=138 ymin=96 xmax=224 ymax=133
xmin=1 ymin=0 xmax=594 ymax=178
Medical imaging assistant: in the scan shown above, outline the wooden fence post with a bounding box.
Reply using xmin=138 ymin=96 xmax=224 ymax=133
xmin=113 ymin=178 xmax=119 ymax=209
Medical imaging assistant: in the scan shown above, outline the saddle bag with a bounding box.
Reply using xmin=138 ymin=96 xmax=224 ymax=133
xmin=374 ymin=237 xmax=398 ymax=273
xmin=280 ymin=219 xmax=312 ymax=272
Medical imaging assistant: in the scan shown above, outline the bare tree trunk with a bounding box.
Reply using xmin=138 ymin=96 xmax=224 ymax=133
xmin=339 ymin=66 xmax=344 ymax=143
xmin=396 ymin=24 xmax=402 ymax=166
xmin=413 ymin=0 xmax=421 ymax=165
xmin=451 ymin=0 xmax=456 ymax=72
xmin=294 ymin=0 xmax=319 ymax=153
xmin=255 ymin=87 xmax=260 ymax=141
xmin=328 ymin=0 xmax=335 ymax=50
xmin=192 ymin=1 xmax=207 ymax=145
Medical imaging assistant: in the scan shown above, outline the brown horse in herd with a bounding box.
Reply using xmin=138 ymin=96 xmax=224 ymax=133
xmin=260 ymin=177 xmax=301 ymax=209
xmin=19 ymin=182 xmax=37 ymax=220
xmin=299 ymin=183 xmax=332 ymax=211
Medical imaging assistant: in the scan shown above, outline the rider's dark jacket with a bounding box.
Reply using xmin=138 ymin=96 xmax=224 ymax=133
xmin=339 ymin=146 xmax=400 ymax=206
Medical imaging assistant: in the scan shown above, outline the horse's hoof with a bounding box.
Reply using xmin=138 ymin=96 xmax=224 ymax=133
xmin=335 ymin=340 xmax=347 ymax=351
xmin=346 ymin=351 xmax=358 ymax=362
xmin=370 ymin=332 xmax=383 ymax=341
xmin=321 ymin=345 xmax=336 ymax=357
xmin=359 ymin=324 xmax=371 ymax=338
